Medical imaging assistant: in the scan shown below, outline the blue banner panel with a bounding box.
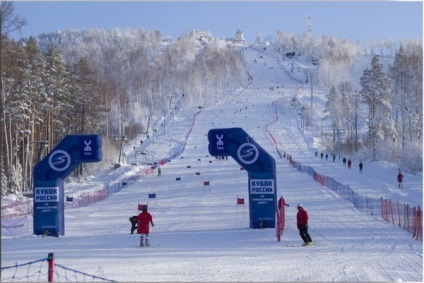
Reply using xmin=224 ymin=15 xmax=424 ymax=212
xmin=33 ymin=180 xmax=61 ymax=236
xmin=249 ymin=173 xmax=277 ymax=228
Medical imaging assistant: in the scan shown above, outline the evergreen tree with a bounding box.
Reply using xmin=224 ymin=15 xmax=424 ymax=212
xmin=44 ymin=44 xmax=72 ymax=145
xmin=360 ymin=55 xmax=394 ymax=160
xmin=389 ymin=43 xmax=423 ymax=146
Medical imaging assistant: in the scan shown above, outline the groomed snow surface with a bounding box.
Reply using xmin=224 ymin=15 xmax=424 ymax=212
xmin=2 ymin=46 xmax=422 ymax=282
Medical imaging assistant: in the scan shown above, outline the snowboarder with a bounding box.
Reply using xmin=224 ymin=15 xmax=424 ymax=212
xmin=137 ymin=206 xmax=154 ymax=247
xmin=347 ymin=159 xmax=352 ymax=169
xmin=397 ymin=170 xmax=404 ymax=188
xmin=359 ymin=161 xmax=363 ymax=174
xmin=157 ymin=167 xmax=161 ymax=176
xmin=129 ymin=215 xmax=138 ymax=234
xmin=296 ymin=204 xmax=313 ymax=246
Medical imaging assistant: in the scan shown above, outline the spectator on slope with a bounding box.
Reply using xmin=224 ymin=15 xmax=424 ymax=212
xmin=347 ymin=159 xmax=352 ymax=169
xmin=343 ymin=157 xmax=347 ymax=165
xmin=137 ymin=206 xmax=154 ymax=247
xmin=129 ymin=215 xmax=138 ymax=234
xmin=296 ymin=204 xmax=313 ymax=246
xmin=359 ymin=161 xmax=363 ymax=174
xmin=157 ymin=166 xmax=161 ymax=176
xmin=320 ymin=152 xmax=324 ymax=159
xmin=397 ymin=170 xmax=404 ymax=189
xmin=332 ymin=153 xmax=336 ymax=162
xmin=325 ymin=153 xmax=328 ymax=160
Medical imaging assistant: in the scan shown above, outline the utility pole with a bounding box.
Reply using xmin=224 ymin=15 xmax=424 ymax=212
xmin=310 ymin=73 xmax=313 ymax=125
xmin=335 ymin=128 xmax=344 ymax=160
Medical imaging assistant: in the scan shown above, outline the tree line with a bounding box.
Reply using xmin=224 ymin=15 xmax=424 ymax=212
xmin=0 ymin=4 xmax=246 ymax=196
xmin=1 ymin=2 xmax=421 ymax=197
xmin=273 ymin=29 xmax=422 ymax=172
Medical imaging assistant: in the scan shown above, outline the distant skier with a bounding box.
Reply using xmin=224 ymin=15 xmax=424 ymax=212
xmin=359 ymin=161 xmax=363 ymax=174
xmin=332 ymin=153 xmax=336 ymax=162
xmin=347 ymin=159 xmax=352 ymax=169
xmin=325 ymin=153 xmax=328 ymax=160
xmin=129 ymin=215 xmax=138 ymax=234
xmin=137 ymin=206 xmax=154 ymax=247
xmin=157 ymin=167 xmax=161 ymax=176
xmin=343 ymin=157 xmax=346 ymax=165
xmin=397 ymin=170 xmax=404 ymax=188
xmin=320 ymin=152 xmax=323 ymax=159
xmin=296 ymin=204 xmax=313 ymax=246
xmin=315 ymin=151 xmax=318 ymax=157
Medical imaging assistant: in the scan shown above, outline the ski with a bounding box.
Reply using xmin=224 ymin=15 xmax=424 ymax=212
xmin=285 ymin=243 xmax=323 ymax=247
xmin=133 ymin=244 xmax=160 ymax=248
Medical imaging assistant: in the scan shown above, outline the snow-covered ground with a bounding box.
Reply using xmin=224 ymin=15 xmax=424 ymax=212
xmin=2 ymin=46 xmax=422 ymax=282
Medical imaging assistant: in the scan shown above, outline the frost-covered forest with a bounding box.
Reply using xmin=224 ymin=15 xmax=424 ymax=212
xmin=0 ymin=2 xmax=422 ymax=196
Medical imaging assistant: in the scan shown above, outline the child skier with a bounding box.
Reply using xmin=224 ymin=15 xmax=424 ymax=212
xmin=137 ymin=206 xmax=154 ymax=246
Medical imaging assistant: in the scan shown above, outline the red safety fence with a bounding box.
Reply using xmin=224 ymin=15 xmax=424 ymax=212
xmin=2 ymin=166 xmax=156 ymax=221
xmin=286 ymin=154 xmax=423 ymax=241
xmin=1 ymin=199 xmax=33 ymax=219
xmin=381 ymin=198 xmax=422 ymax=241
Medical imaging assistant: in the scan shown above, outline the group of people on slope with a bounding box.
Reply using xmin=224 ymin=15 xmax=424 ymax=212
xmin=130 ymin=203 xmax=314 ymax=247
xmin=128 ymin=167 xmax=405 ymax=247
xmin=315 ymin=152 xmax=405 ymax=188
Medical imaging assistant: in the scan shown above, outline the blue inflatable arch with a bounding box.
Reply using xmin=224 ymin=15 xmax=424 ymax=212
xmin=208 ymin=128 xmax=277 ymax=228
xmin=33 ymin=134 xmax=102 ymax=236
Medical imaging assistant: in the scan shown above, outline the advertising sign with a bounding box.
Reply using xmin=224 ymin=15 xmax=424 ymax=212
xmin=208 ymin=128 xmax=277 ymax=228
xmin=33 ymin=134 xmax=102 ymax=236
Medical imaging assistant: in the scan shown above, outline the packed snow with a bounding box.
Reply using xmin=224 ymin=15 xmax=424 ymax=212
xmin=1 ymin=45 xmax=422 ymax=282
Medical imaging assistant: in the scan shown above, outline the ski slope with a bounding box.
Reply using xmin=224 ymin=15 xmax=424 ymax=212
xmin=2 ymin=46 xmax=422 ymax=282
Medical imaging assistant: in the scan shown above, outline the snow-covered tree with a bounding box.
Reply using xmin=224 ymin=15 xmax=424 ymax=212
xmin=44 ymin=44 xmax=72 ymax=145
xmin=360 ymin=55 xmax=395 ymax=160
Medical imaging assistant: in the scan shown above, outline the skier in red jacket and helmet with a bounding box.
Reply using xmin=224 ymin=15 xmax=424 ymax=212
xmin=297 ymin=204 xmax=313 ymax=246
xmin=137 ymin=206 xmax=154 ymax=247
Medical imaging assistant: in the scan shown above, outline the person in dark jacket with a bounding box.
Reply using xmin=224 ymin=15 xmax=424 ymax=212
xmin=296 ymin=204 xmax=313 ymax=246
xmin=397 ymin=170 xmax=404 ymax=188
xmin=359 ymin=161 xmax=363 ymax=174
xmin=129 ymin=216 xmax=138 ymax=234
xmin=137 ymin=207 xmax=154 ymax=246
xmin=347 ymin=159 xmax=352 ymax=169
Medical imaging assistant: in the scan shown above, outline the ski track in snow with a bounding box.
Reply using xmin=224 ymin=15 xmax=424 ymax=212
xmin=1 ymin=46 xmax=422 ymax=282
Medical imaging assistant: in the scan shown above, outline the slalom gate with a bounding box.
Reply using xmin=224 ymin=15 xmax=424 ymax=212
xmin=285 ymin=154 xmax=423 ymax=241
xmin=0 ymin=253 xmax=116 ymax=282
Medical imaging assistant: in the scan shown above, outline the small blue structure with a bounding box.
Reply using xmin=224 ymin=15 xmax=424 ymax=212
xmin=208 ymin=128 xmax=277 ymax=228
xmin=33 ymin=134 xmax=102 ymax=236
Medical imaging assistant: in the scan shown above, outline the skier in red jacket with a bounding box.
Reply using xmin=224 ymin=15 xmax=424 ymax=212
xmin=137 ymin=207 xmax=154 ymax=247
xmin=297 ymin=204 xmax=313 ymax=246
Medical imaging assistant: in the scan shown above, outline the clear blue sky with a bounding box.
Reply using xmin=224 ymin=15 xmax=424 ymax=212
xmin=11 ymin=1 xmax=423 ymax=43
